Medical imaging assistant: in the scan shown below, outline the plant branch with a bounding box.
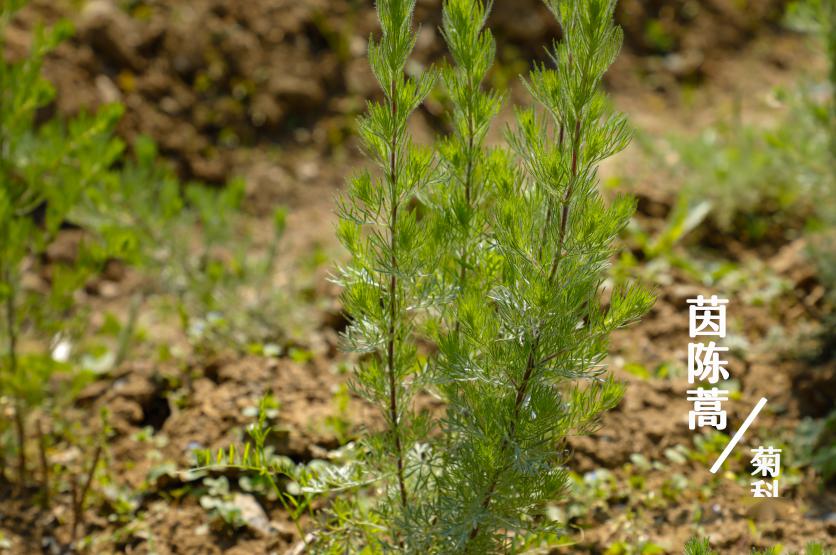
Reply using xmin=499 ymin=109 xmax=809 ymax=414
xmin=71 ymin=442 xmax=102 ymax=544
xmin=454 ymin=100 xmax=477 ymax=337
xmin=387 ymin=77 xmax=408 ymax=511
xmin=3 ymin=270 xmax=25 ymax=488
xmin=550 ymin=117 xmax=582 ymax=281
xmin=37 ymin=416 xmax=49 ymax=509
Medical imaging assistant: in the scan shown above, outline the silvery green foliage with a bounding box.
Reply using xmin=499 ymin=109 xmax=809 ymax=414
xmin=332 ymin=0 xmax=652 ymax=551
xmin=424 ymin=0 xmax=504 ymax=316
xmin=417 ymin=1 xmax=653 ymax=551
xmin=333 ymin=0 xmax=437 ymax=547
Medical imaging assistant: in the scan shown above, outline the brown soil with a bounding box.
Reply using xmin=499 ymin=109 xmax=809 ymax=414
xmin=1 ymin=0 xmax=833 ymax=554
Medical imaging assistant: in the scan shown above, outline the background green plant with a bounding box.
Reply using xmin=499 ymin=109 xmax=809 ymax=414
xmin=1 ymin=4 xmax=290 ymax=543
xmin=87 ymin=135 xmax=289 ymax=361
xmin=660 ymin=0 xmax=834 ymax=250
xmin=685 ymin=536 xmax=833 ymax=555
xmin=0 ymin=1 xmax=124 ymax=490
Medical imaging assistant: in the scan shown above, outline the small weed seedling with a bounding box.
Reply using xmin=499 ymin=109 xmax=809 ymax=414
xmin=685 ymin=536 xmax=833 ymax=555
xmin=196 ymin=396 xmax=314 ymax=539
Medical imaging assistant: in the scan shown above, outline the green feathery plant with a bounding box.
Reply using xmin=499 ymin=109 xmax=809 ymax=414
xmin=426 ymin=0 xmax=504 ymax=325
xmin=198 ymin=0 xmax=441 ymax=547
xmin=223 ymin=0 xmax=650 ymax=551
xmin=420 ymin=1 xmax=653 ymax=551
xmin=683 ymin=537 xmax=715 ymax=555
xmin=0 ymin=1 xmax=124 ymax=489
xmin=334 ymin=0 xmax=437 ymax=543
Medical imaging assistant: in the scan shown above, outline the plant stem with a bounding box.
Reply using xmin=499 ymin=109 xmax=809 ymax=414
xmin=549 ymin=117 xmax=582 ymax=281
xmin=113 ymin=291 xmax=145 ymax=368
xmin=454 ymin=108 xmax=477 ymax=337
xmin=537 ymin=123 xmax=565 ymax=262
xmin=3 ymin=273 xmax=25 ymax=488
xmin=467 ymin=334 xmax=540 ymax=543
xmin=71 ymin=442 xmax=102 ymax=544
xmin=13 ymin=401 xmax=24 ymax=488
xmin=387 ymin=78 xmax=408 ymax=511
xmin=37 ymin=416 xmax=49 ymax=509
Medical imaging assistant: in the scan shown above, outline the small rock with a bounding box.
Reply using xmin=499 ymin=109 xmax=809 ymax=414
xmin=95 ymin=74 xmax=122 ymax=104
xmin=231 ymin=493 xmax=270 ymax=537
xmin=661 ymin=50 xmax=704 ymax=79
xmin=296 ymin=161 xmax=319 ymax=182
xmin=286 ymin=533 xmax=318 ymax=555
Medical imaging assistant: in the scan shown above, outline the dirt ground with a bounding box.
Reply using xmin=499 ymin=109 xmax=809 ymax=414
xmin=1 ymin=0 xmax=834 ymax=553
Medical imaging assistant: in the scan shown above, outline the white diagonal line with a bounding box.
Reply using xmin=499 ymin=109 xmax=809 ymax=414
xmin=709 ymin=397 xmax=768 ymax=474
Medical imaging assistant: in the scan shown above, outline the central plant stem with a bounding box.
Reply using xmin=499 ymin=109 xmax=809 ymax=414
xmin=387 ymin=81 xmax=408 ymax=510
xmin=454 ymin=113 xmax=476 ymax=337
